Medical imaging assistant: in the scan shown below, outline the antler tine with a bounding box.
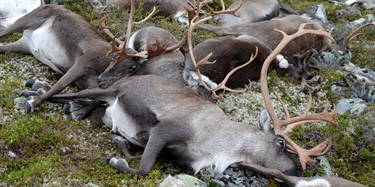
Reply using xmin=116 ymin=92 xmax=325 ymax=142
xmin=124 ymin=0 xmax=136 ymax=49
xmin=109 ymin=0 xmax=152 ymax=66
xmin=201 ymin=0 xmax=243 ymax=16
xmin=182 ymin=0 xmax=197 ymax=21
xmin=146 ymin=35 xmax=172 ymax=59
xmin=195 ymin=48 xmax=257 ymax=98
xmin=113 ymin=41 xmax=147 ymax=66
xmin=187 ymin=16 xmax=255 ymax=99
xmin=285 ymin=136 xmax=333 ymax=170
xmin=260 ymin=23 xmax=337 ymax=170
xmin=106 ymin=36 xmax=121 ymax=56
xmin=345 ymin=23 xmax=375 ymax=49
xmin=99 ymin=5 xmax=124 ymax=48
xmin=133 ymin=6 xmax=156 ymax=25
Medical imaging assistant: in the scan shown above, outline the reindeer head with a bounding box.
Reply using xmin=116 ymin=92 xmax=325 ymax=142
xmin=98 ymin=4 xmax=185 ymax=83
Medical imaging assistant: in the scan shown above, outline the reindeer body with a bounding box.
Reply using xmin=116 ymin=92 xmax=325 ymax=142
xmin=216 ymin=0 xmax=280 ymax=27
xmin=183 ymin=35 xmax=295 ymax=99
xmin=98 ymin=26 xmax=185 ymax=83
xmin=52 ymin=74 xmax=298 ymax=176
xmin=204 ymin=0 xmax=298 ymax=27
xmin=199 ymin=15 xmax=331 ymax=62
xmin=105 ymin=0 xmax=202 ymax=25
xmin=0 ymin=5 xmax=120 ymax=112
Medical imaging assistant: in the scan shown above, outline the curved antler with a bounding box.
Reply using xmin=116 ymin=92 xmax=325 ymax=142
xmin=345 ymin=23 xmax=375 ymax=49
xmin=99 ymin=0 xmax=157 ymax=65
xmin=260 ymin=23 xmax=338 ymax=170
xmin=187 ymin=16 xmax=254 ymax=99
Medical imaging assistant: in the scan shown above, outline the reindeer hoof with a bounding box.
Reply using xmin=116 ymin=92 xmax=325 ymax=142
xmin=110 ymin=134 xmax=123 ymax=142
xmin=25 ymin=98 xmax=34 ymax=114
xmin=107 ymin=156 xmax=129 ymax=172
xmin=63 ymin=101 xmax=86 ymax=120
xmin=25 ymin=79 xmax=51 ymax=91
xmin=25 ymin=79 xmax=36 ymax=88
xmin=63 ymin=102 xmax=71 ymax=114
xmin=63 ymin=102 xmax=76 ymax=120
xmin=19 ymin=87 xmax=46 ymax=97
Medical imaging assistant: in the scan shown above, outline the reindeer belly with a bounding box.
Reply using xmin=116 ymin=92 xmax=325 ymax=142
xmin=109 ymin=98 xmax=143 ymax=147
xmin=23 ymin=18 xmax=70 ymax=75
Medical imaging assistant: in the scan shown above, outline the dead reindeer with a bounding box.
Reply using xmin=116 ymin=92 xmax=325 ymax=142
xmin=182 ymin=1 xmax=289 ymax=99
xmin=183 ymin=29 xmax=300 ymax=99
xmin=50 ymin=74 xmax=299 ymax=176
xmin=199 ymin=0 xmax=298 ymax=27
xmin=238 ymin=163 xmax=368 ymax=187
xmin=104 ymin=0 xmax=213 ymax=25
xmin=96 ymin=4 xmax=187 ymax=83
xmin=196 ymin=14 xmax=332 ymax=92
xmin=0 ymin=2 xmax=172 ymax=115
xmin=257 ymin=23 xmax=337 ymax=171
xmin=198 ymin=15 xmax=331 ymax=62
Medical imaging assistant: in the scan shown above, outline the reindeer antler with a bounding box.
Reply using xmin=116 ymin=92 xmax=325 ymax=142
xmin=260 ymin=23 xmax=337 ymax=170
xmin=345 ymin=23 xmax=375 ymax=49
xmin=200 ymin=0 xmax=243 ymax=16
xmin=187 ymin=16 xmax=254 ymax=99
xmin=99 ymin=0 xmax=162 ymax=65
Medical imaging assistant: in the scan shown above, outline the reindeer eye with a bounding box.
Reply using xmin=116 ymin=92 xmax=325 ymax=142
xmin=276 ymin=137 xmax=286 ymax=151
xmin=125 ymin=65 xmax=138 ymax=74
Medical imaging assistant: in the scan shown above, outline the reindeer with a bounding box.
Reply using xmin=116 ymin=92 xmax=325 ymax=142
xmin=194 ymin=14 xmax=333 ymax=93
xmin=104 ymin=0 xmax=213 ymax=25
xmin=51 ymin=74 xmax=299 ymax=176
xmin=183 ymin=34 xmax=304 ymax=99
xmin=0 ymin=2 xmax=180 ymax=116
xmin=200 ymin=0 xmax=298 ymax=27
xmin=198 ymin=15 xmax=331 ymax=61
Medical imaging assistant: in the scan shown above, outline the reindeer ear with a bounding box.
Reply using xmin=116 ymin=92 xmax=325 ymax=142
xmin=258 ymin=108 xmax=271 ymax=132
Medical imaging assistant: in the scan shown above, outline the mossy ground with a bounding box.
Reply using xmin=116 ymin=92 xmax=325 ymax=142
xmin=1 ymin=0 xmax=374 ymax=186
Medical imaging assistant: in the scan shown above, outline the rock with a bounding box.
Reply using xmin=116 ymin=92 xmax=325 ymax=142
xmin=199 ymin=166 xmax=268 ymax=187
xmin=350 ymin=102 xmax=368 ymax=114
xmin=345 ymin=65 xmax=375 ymax=102
xmin=159 ymin=174 xmax=207 ymax=187
xmin=316 ymin=156 xmax=332 ymax=177
xmin=336 ymin=98 xmax=366 ymax=114
xmin=8 ymin=151 xmax=16 ymax=158
xmin=85 ymin=182 xmax=99 ymax=187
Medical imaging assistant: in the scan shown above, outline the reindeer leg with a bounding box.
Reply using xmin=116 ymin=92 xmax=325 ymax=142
xmin=52 ymin=83 xmax=120 ymax=120
xmin=21 ymin=62 xmax=89 ymax=113
xmin=18 ymin=79 xmax=52 ymax=97
xmin=109 ymin=135 xmax=140 ymax=159
xmin=64 ymin=100 xmax=105 ymax=120
xmin=108 ymin=126 xmax=168 ymax=175
xmin=0 ymin=36 xmax=32 ymax=54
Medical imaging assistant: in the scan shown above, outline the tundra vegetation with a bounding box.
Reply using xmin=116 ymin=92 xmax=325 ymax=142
xmin=0 ymin=0 xmax=374 ymax=186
